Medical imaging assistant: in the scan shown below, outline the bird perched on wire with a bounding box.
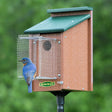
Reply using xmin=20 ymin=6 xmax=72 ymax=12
xmin=19 ymin=57 xmax=36 ymax=93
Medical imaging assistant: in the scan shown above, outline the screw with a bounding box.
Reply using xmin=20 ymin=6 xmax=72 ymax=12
xmin=82 ymin=88 xmax=85 ymax=90
xmin=64 ymin=36 xmax=67 ymax=38
xmin=67 ymin=86 xmax=70 ymax=89
xmin=57 ymin=81 xmax=63 ymax=85
xmin=33 ymin=41 xmax=36 ymax=44
xmin=58 ymin=41 xmax=61 ymax=44
xmin=58 ymin=74 xmax=61 ymax=77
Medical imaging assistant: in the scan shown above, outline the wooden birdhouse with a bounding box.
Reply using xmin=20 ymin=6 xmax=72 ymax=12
xmin=18 ymin=6 xmax=93 ymax=92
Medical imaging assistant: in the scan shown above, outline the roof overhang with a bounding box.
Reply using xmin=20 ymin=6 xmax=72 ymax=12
xmin=24 ymin=14 xmax=90 ymax=34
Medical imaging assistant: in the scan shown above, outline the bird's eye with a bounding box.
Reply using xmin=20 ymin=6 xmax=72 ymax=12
xmin=23 ymin=59 xmax=25 ymax=61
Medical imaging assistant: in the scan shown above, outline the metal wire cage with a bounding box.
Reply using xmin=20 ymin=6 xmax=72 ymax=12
xmin=17 ymin=35 xmax=61 ymax=80
xmin=17 ymin=35 xmax=33 ymax=79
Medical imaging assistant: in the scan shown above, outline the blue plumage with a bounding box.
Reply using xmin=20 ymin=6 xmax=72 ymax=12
xmin=19 ymin=57 xmax=36 ymax=93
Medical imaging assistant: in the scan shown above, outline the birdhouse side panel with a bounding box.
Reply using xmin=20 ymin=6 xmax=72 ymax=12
xmin=62 ymin=19 xmax=92 ymax=91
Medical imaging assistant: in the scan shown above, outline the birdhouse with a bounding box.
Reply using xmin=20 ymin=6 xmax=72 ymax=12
xmin=17 ymin=6 xmax=93 ymax=92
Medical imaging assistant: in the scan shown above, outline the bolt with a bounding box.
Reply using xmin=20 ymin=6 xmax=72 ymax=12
xmin=64 ymin=36 xmax=67 ymax=38
xmin=57 ymin=81 xmax=63 ymax=85
xmin=67 ymin=86 xmax=70 ymax=89
xmin=58 ymin=74 xmax=61 ymax=77
xmin=58 ymin=41 xmax=61 ymax=44
xmin=33 ymin=41 xmax=36 ymax=44
xmin=82 ymin=88 xmax=85 ymax=90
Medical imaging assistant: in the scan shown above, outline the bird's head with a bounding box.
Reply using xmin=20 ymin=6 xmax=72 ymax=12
xmin=19 ymin=57 xmax=32 ymax=65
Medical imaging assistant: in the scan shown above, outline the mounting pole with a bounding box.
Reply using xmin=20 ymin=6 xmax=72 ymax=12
xmin=57 ymin=94 xmax=64 ymax=112
xmin=51 ymin=91 xmax=70 ymax=112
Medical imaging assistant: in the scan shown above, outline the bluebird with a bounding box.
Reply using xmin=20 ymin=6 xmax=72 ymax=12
xmin=19 ymin=57 xmax=36 ymax=93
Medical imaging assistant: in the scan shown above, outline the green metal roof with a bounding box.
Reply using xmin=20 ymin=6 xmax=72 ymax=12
xmin=47 ymin=6 xmax=93 ymax=13
xmin=24 ymin=14 xmax=90 ymax=34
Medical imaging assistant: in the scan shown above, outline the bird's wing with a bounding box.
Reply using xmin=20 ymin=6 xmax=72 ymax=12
xmin=23 ymin=63 xmax=36 ymax=84
xmin=27 ymin=71 xmax=34 ymax=83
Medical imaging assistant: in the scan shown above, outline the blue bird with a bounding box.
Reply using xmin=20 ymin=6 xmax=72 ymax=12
xmin=19 ymin=57 xmax=36 ymax=93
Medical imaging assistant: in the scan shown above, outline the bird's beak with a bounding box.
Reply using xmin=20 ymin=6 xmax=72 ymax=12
xmin=18 ymin=60 xmax=23 ymax=62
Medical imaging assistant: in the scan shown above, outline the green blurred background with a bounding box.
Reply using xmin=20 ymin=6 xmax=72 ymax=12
xmin=0 ymin=0 xmax=112 ymax=112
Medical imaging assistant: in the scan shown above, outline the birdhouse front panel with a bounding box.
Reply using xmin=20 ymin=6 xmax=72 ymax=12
xmin=31 ymin=33 xmax=63 ymax=91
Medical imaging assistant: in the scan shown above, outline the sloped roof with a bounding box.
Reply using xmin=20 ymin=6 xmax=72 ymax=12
xmin=24 ymin=14 xmax=90 ymax=34
xmin=47 ymin=6 xmax=93 ymax=13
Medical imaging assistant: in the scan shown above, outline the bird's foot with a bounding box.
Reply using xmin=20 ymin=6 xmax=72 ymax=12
xmin=27 ymin=83 xmax=30 ymax=86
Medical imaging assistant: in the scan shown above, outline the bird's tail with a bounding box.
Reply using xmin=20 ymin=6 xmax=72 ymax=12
xmin=28 ymin=82 xmax=32 ymax=93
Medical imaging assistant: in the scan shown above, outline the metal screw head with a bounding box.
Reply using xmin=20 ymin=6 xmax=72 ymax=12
xmin=67 ymin=86 xmax=70 ymax=89
xmin=57 ymin=81 xmax=63 ymax=85
xmin=58 ymin=74 xmax=61 ymax=77
xmin=64 ymin=36 xmax=67 ymax=38
xmin=82 ymin=88 xmax=85 ymax=90
xmin=58 ymin=41 xmax=61 ymax=44
xmin=33 ymin=41 xmax=36 ymax=44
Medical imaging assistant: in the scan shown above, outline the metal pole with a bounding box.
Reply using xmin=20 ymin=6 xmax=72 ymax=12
xmin=51 ymin=91 xmax=70 ymax=112
xmin=57 ymin=95 xmax=64 ymax=112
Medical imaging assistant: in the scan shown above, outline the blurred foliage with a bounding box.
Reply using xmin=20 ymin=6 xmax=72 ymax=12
xmin=0 ymin=0 xmax=112 ymax=112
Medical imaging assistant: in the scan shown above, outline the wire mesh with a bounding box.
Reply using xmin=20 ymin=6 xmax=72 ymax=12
xmin=38 ymin=39 xmax=58 ymax=79
xmin=17 ymin=35 xmax=29 ymax=79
